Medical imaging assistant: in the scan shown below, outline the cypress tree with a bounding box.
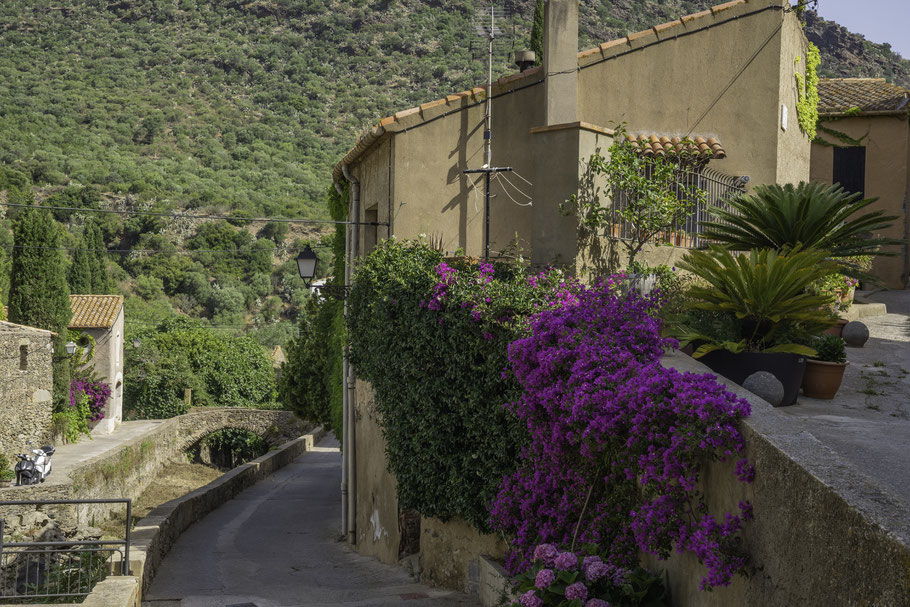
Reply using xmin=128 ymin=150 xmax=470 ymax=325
xmin=8 ymin=208 xmax=73 ymax=411
xmin=68 ymin=229 xmax=94 ymax=295
xmin=67 ymin=220 xmax=111 ymax=294
xmin=86 ymin=220 xmax=112 ymax=294
xmin=530 ymin=0 xmax=544 ymax=65
xmin=9 ymin=209 xmax=72 ymax=334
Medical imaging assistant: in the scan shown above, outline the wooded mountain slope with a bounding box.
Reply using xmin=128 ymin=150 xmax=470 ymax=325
xmin=0 ymin=1 xmax=906 ymax=221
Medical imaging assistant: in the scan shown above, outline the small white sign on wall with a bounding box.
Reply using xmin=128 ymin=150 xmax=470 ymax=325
xmin=781 ymin=104 xmax=788 ymax=131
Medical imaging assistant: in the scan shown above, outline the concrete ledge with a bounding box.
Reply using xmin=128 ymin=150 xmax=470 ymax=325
xmin=840 ymin=302 xmax=888 ymax=320
xmin=130 ymin=426 xmax=326 ymax=596
xmin=656 ymin=351 xmax=910 ymax=605
xmin=468 ymin=555 xmax=514 ymax=607
xmin=81 ymin=575 xmax=140 ymax=607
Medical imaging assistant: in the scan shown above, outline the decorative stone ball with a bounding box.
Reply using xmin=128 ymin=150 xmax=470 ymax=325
xmin=743 ymin=371 xmax=785 ymax=407
xmin=842 ymin=321 xmax=870 ymax=348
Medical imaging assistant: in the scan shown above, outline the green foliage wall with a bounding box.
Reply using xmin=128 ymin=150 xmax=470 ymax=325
xmin=348 ymin=240 xmax=574 ymax=530
xmin=126 ymin=322 xmax=277 ymax=419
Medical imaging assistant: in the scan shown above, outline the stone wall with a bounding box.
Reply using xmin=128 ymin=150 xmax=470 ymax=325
xmin=0 ymin=323 xmax=54 ymax=462
xmin=0 ymin=408 xmax=311 ymax=530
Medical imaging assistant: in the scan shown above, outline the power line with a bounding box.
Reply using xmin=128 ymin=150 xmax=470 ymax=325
xmin=0 ymin=243 xmax=333 ymax=255
xmin=125 ymin=319 xmax=297 ymax=330
xmin=0 ymin=202 xmax=387 ymax=226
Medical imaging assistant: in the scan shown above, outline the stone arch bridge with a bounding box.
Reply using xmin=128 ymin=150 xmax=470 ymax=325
xmin=173 ymin=407 xmax=310 ymax=453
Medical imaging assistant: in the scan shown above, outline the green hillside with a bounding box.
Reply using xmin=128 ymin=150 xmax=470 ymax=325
xmin=0 ymin=0 xmax=905 ymax=344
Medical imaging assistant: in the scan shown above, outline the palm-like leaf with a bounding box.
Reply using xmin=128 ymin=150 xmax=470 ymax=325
xmin=700 ymin=182 xmax=900 ymax=278
xmin=677 ymin=246 xmax=838 ymax=348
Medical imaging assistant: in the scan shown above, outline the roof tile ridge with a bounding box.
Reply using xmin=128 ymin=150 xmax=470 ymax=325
xmin=577 ymin=0 xmax=749 ymax=67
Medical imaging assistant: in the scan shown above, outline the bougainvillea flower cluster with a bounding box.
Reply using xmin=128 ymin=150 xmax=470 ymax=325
xmin=491 ymin=283 xmax=753 ymax=590
xmin=70 ymin=379 xmax=110 ymax=422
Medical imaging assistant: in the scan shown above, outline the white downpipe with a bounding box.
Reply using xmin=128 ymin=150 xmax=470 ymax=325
xmin=342 ymin=163 xmax=360 ymax=545
xmin=335 ymin=179 xmax=349 ymax=541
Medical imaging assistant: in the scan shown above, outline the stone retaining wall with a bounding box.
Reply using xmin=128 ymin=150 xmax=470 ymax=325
xmin=0 ymin=408 xmax=310 ymax=529
xmin=648 ymin=351 xmax=910 ymax=606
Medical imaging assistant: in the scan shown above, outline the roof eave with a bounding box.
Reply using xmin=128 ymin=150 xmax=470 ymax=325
xmin=819 ymin=109 xmax=910 ymax=118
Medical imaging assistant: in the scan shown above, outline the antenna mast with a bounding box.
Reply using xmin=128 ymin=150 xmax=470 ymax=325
xmin=468 ymin=4 xmax=514 ymax=258
xmin=484 ymin=5 xmax=494 ymax=167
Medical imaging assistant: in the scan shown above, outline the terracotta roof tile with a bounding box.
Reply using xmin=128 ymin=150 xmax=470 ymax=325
xmin=69 ymin=295 xmax=123 ymax=329
xmin=818 ymin=78 xmax=910 ymax=114
xmin=626 ymin=133 xmax=726 ymax=161
xmin=711 ymin=0 xmax=746 ymax=15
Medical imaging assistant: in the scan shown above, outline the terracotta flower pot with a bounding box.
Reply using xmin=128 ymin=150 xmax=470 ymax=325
xmin=824 ymin=318 xmax=849 ymax=337
xmin=841 ymin=287 xmax=855 ymax=305
xmin=801 ymin=359 xmax=848 ymax=399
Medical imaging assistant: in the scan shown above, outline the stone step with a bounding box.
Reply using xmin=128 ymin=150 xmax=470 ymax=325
xmin=840 ymin=302 xmax=888 ymax=321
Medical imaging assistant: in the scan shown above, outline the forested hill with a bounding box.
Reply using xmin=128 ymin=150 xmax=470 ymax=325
xmin=0 ymin=1 xmax=906 ymax=223
xmin=0 ymin=1 xmax=905 ymax=346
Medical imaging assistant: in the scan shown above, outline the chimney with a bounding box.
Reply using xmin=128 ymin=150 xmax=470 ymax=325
xmin=543 ymin=0 xmax=578 ymax=125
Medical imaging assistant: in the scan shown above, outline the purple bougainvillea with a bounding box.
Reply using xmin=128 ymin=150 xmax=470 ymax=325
xmin=70 ymin=379 xmax=110 ymax=422
xmin=491 ymin=282 xmax=753 ymax=590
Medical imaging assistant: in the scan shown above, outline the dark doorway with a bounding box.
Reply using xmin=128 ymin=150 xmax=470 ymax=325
xmin=833 ymin=146 xmax=866 ymax=197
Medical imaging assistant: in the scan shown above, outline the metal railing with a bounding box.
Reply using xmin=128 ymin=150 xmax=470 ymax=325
xmin=0 ymin=499 xmax=131 ymax=603
xmin=609 ymin=166 xmax=747 ymax=249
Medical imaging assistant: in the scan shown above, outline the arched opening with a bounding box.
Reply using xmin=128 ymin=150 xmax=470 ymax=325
xmin=185 ymin=427 xmax=269 ymax=470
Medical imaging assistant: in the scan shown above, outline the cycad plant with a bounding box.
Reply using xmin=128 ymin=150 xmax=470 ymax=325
xmin=700 ymin=182 xmax=898 ymax=279
xmin=673 ymin=246 xmax=839 ymax=357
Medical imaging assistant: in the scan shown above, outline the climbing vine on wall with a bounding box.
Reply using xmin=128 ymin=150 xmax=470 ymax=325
xmin=795 ymin=43 xmax=820 ymax=139
xmin=813 ymin=108 xmax=868 ymax=148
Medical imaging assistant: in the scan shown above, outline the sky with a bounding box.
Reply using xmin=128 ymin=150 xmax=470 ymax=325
xmin=816 ymin=0 xmax=910 ymax=59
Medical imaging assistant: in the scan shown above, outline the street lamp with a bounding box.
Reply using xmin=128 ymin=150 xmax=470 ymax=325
xmin=296 ymin=245 xmax=318 ymax=287
xmin=64 ymin=341 xmax=77 ymax=356
xmin=132 ymin=337 xmax=141 ymax=349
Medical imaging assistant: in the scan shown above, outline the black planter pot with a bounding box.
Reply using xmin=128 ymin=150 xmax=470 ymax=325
xmin=697 ymin=350 xmax=807 ymax=407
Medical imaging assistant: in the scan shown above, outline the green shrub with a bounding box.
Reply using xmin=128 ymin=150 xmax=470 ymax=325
xmin=811 ymin=335 xmax=847 ymax=363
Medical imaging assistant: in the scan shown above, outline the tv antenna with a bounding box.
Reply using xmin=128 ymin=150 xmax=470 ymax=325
xmin=466 ymin=4 xmax=515 ymax=258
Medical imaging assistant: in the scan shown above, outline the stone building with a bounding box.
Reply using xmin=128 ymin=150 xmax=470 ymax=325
xmin=69 ymin=295 xmax=124 ymax=435
xmin=0 ymin=321 xmax=54 ymax=458
xmin=810 ymin=77 xmax=910 ymax=288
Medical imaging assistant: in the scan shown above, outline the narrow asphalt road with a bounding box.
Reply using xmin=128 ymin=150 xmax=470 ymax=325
xmin=142 ymin=436 xmax=479 ymax=607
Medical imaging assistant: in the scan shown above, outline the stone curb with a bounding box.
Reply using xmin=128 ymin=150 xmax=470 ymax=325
xmin=131 ymin=425 xmax=326 ymax=597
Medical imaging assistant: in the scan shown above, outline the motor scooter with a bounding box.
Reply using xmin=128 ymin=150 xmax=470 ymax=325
xmin=15 ymin=442 xmax=55 ymax=486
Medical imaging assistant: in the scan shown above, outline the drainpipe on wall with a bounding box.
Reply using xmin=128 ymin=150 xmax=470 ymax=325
xmin=334 ymin=179 xmax=349 ymax=541
xmin=342 ymin=163 xmax=360 ymax=545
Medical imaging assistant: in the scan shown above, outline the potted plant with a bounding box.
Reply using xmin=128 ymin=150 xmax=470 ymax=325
xmin=0 ymin=455 xmax=14 ymax=488
xmin=672 ymin=246 xmax=839 ymax=406
xmin=802 ymin=335 xmax=848 ymax=399
xmin=699 ymin=182 xmax=899 ymax=282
